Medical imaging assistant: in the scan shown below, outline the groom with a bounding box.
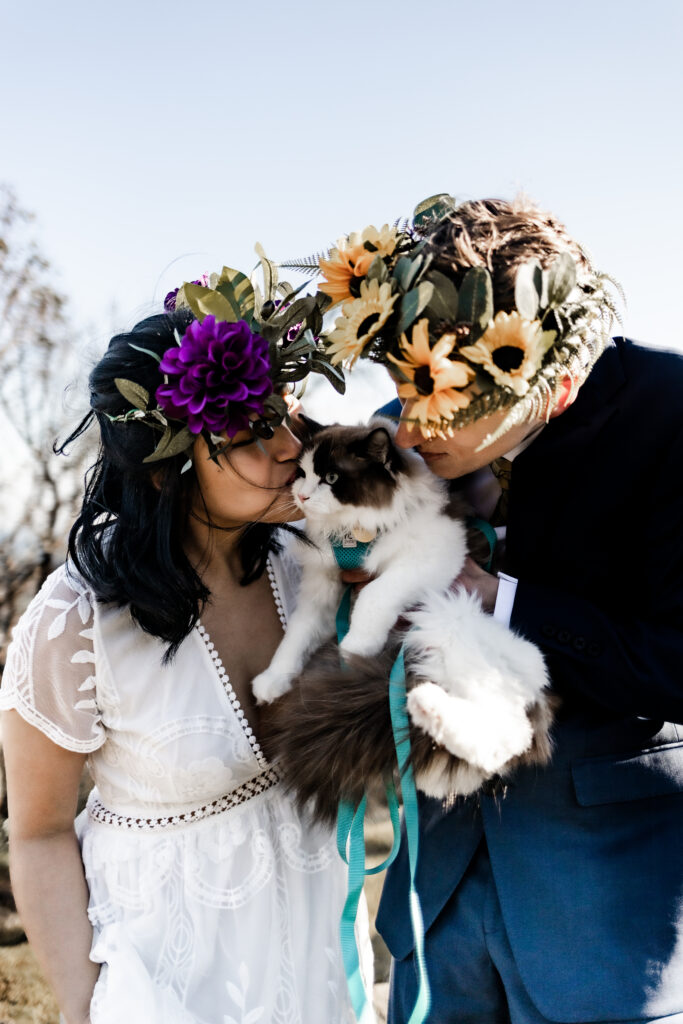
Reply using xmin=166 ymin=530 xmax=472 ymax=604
xmin=370 ymin=198 xmax=683 ymax=1022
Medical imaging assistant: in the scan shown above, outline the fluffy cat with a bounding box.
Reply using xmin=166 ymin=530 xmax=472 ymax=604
xmin=253 ymin=417 xmax=554 ymax=817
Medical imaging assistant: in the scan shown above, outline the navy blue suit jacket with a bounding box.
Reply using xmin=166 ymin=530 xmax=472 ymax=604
xmin=376 ymin=339 xmax=683 ymax=1022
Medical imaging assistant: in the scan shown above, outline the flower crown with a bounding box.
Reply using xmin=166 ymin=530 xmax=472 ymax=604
xmin=293 ymin=194 xmax=619 ymax=448
xmin=108 ymin=250 xmax=343 ymax=468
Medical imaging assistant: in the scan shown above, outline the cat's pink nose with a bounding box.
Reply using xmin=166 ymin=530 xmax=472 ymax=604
xmin=299 ymin=494 xmax=309 ymax=501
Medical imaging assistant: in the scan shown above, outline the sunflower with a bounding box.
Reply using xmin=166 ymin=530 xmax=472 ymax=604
xmin=324 ymin=279 xmax=398 ymax=367
xmin=459 ymin=310 xmax=555 ymax=397
xmin=388 ymin=318 xmax=476 ymax=438
xmin=319 ymin=224 xmax=400 ymax=305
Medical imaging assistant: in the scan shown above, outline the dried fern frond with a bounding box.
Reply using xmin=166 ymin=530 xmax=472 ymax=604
xmin=276 ymin=252 xmax=330 ymax=277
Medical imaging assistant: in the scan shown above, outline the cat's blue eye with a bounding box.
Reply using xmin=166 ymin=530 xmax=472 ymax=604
xmin=325 ymin=472 xmax=338 ymax=485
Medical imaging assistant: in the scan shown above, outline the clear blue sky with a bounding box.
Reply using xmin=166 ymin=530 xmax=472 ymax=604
xmin=2 ymin=0 xmax=682 ymax=358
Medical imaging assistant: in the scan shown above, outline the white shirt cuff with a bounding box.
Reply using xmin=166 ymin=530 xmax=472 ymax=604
xmin=493 ymin=572 xmax=518 ymax=627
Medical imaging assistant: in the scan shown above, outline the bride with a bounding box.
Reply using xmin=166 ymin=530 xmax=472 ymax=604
xmin=0 ymin=291 xmax=372 ymax=1023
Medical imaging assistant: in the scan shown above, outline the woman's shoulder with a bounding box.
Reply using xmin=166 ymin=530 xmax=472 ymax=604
xmin=0 ymin=560 xmax=105 ymax=753
xmin=10 ymin=561 xmax=94 ymax=642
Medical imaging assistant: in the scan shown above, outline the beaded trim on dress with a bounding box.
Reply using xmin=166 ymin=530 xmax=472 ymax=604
xmin=194 ymin=554 xmax=287 ymax=771
xmin=88 ymin=765 xmax=282 ymax=830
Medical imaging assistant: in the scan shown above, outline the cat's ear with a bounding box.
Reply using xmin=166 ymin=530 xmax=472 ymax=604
xmin=362 ymin=427 xmax=393 ymax=465
xmin=294 ymin=413 xmax=325 ymax=441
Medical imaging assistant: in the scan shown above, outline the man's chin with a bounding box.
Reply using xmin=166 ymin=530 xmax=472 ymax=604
xmin=419 ymin=452 xmax=454 ymax=477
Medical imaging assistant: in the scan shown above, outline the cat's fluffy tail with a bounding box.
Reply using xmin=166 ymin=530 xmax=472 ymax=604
xmin=259 ymin=641 xmax=405 ymax=826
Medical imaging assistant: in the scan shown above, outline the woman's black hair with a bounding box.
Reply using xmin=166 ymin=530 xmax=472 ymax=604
xmin=58 ymin=310 xmax=281 ymax=659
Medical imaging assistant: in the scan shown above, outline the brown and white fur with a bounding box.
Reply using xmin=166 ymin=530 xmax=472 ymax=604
xmin=253 ymin=417 xmax=553 ymax=813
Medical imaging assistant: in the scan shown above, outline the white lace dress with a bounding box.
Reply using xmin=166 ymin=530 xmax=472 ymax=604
xmin=0 ymin=548 xmax=372 ymax=1024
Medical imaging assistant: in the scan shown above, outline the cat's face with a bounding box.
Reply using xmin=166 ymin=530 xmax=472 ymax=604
xmin=292 ymin=420 xmax=408 ymax=520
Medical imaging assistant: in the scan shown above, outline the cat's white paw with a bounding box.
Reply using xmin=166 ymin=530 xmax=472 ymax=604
xmin=409 ymin=681 xmax=533 ymax=774
xmin=407 ymin=683 xmax=447 ymax=743
xmin=339 ymin=630 xmax=384 ymax=658
xmin=252 ymin=667 xmax=293 ymax=705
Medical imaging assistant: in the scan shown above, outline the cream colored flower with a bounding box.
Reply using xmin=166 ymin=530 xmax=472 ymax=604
xmin=459 ymin=310 xmax=555 ymax=396
xmin=388 ymin=318 xmax=475 ymax=438
xmin=324 ymin=279 xmax=398 ymax=367
xmin=319 ymin=224 xmax=400 ymax=305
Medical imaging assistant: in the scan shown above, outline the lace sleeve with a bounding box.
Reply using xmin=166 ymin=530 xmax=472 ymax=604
xmin=0 ymin=564 xmax=105 ymax=753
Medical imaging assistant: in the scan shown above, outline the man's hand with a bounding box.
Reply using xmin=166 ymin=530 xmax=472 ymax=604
xmin=342 ymin=560 xmax=500 ymax=613
xmin=339 ymin=569 xmax=372 ymax=591
xmin=452 ymin=556 xmax=499 ymax=613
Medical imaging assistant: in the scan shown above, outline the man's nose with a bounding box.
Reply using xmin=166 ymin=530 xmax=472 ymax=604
xmin=394 ymin=416 xmax=417 ymax=449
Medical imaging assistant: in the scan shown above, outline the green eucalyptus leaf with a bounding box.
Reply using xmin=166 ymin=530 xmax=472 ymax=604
xmin=412 ymin=193 xmax=456 ymax=229
xmin=458 ymin=268 xmax=493 ymax=330
xmin=397 ymin=281 xmax=435 ymax=335
xmin=425 ymin=270 xmax=459 ymax=323
xmin=310 ymin=356 xmax=346 ymax=394
xmin=514 ymin=261 xmax=543 ymax=321
xmin=547 ymin=253 xmax=577 ymax=308
xmin=401 ymin=255 xmax=424 ymax=293
xmin=128 ymin=343 xmax=162 ymax=364
xmin=160 ymin=426 xmax=195 ymax=458
xmin=264 ymin=393 xmax=289 ymax=417
xmin=393 ymin=256 xmax=414 ymax=292
xmin=143 ymin=425 xmax=195 ymax=463
xmin=365 ymin=254 xmax=390 ymax=285
xmin=278 ymin=364 xmax=311 ymax=383
xmin=283 ymin=334 xmax=316 ymax=357
xmin=262 ymin=325 xmax=283 ymax=349
xmin=255 ymin=242 xmax=278 ymax=301
xmin=181 ymin=284 xmax=237 ymax=323
xmin=271 ymin=296 xmax=318 ymax=334
xmin=317 ymin=292 xmax=332 ymax=314
xmin=308 ymin=305 xmax=324 ymax=337
xmin=142 ymin=426 xmax=173 ymax=463
xmin=215 ymin=267 xmax=256 ymax=321
xmin=114 ymin=378 xmax=150 ymax=411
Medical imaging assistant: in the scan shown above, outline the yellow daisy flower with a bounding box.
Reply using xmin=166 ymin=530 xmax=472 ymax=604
xmin=388 ymin=319 xmax=476 ymax=437
xmin=325 ymin=279 xmax=398 ymax=367
xmin=459 ymin=310 xmax=555 ymax=397
xmin=319 ymin=224 xmax=400 ymax=306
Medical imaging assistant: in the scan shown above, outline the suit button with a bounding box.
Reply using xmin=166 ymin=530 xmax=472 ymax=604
xmin=542 ymin=624 xmax=557 ymax=638
xmin=557 ymin=629 xmax=571 ymax=644
xmin=573 ymin=636 xmax=587 ymax=652
xmin=587 ymin=641 xmax=602 ymax=657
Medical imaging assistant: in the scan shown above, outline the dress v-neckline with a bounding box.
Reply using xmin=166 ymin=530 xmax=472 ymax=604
xmin=194 ymin=555 xmax=287 ymax=771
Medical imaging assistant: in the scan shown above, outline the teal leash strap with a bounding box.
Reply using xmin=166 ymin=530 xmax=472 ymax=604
xmin=389 ymin=646 xmax=431 ymax=1024
xmin=334 ymin=567 xmax=403 ymax=1022
xmin=333 ymin=565 xmax=430 ymax=1019
xmin=337 ymin=784 xmax=402 ymax=1022
xmin=466 ymin=516 xmax=497 ymax=572
xmin=337 ymin=795 xmax=375 ymax=1023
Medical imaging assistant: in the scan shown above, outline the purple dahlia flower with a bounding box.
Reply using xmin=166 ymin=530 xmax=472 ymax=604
xmin=163 ymin=276 xmax=209 ymax=312
xmin=156 ymin=316 xmax=273 ymax=436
